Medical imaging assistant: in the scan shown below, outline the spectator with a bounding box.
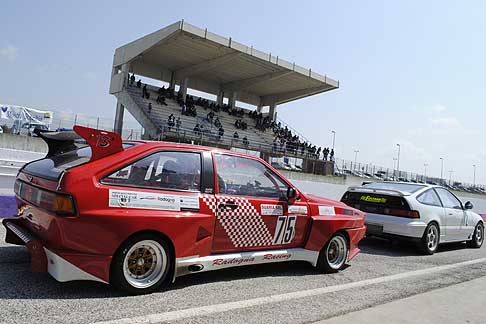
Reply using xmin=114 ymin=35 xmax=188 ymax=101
xmin=142 ymin=84 xmax=147 ymax=98
xmin=130 ymin=74 xmax=135 ymax=85
xmin=157 ymin=94 xmax=168 ymax=106
xmin=233 ymin=131 xmax=239 ymax=142
xmin=137 ymin=79 xmax=142 ymax=88
xmin=148 ymin=102 xmax=152 ymax=113
xmin=193 ymin=124 xmax=201 ymax=137
xmin=218 ymin=126 xmax=224 ymax=139
xmin=214 ymin=117 xmax=222 ymax=128
xmin=207 ymin=111 xmax=214 ymax=124
xmin=176 ymin=117 xmax=181 ymax=133
xmin=243 ymin=136 xmax=249 ymax=146
xmin=330 ymin=149 xmax=335 ymax=161
xmin=167 ymin=114 xmax=175 ymax=130
xmin=181 ymin=104 xmax=187 ymax=115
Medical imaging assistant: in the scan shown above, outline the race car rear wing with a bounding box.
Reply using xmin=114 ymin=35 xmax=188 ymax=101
xmin=36 ymin=125 xmax=123 ymax=162
xmin=73 ymin=125 xmax=123 ymax=161
xmin=346 ymin=186 xmax=409 ymax=197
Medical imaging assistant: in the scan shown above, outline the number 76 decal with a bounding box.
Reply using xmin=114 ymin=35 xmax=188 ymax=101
xmin=272 ymin=216 xmax=297 ymax=245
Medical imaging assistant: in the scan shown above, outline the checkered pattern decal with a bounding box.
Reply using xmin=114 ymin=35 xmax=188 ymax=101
xmin=201 ymin=194 xmax=273 ymax=247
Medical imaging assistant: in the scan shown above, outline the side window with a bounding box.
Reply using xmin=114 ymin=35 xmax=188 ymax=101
xmin=215 ymin=154 xmax=289 ymax=199
xmin=435 ymin=188 xmax=462 ymax=209
xmin=417 ymin=189 xmax=442 ymax=207
xmin=103 ymin=151 xmax=201 ymax=191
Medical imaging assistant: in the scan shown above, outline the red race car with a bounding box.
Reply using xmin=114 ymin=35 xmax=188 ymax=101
xmin=3 ymin=126 xmax=366 ymax=294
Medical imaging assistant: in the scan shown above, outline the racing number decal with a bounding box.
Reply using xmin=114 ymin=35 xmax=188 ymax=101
xmin=272 ymin=216 xmax=297 ymax=245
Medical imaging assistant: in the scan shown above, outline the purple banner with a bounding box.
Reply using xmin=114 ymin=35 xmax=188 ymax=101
xmin=0 ymin=195 xmax=16 ymax=219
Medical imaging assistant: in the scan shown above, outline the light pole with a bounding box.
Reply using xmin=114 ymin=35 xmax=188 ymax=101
xmin=473 ymin=164 xmax=477 ymax=187
xmin=354 ymin=150 xmax=359 ymax=171
xmin=448 ymin=170 xmax=454 ymax=186
xmin=396 ymin=144 xmax=401 ymax=179
xmin=424 ymin=163 xmax=428 ymax=184
xmin=440 ymin=157 xmax=444 ymax=184
xmin=331 ymin=130 xmax=336 ymax=151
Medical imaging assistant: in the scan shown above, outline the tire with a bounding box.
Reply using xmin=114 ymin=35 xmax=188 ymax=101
xmin=111 ymin=233 xmax=173 ymax=294
xmin=420 ymin=222 xmax=440 ymax=255
xmin=467 ymin=222 xmax=484 ymax=249
xmin=316 ymin=233 xmax=349 ymax=273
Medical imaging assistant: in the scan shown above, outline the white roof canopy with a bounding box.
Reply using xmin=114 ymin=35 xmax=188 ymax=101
xmin=111 ymin=21 xmax=339 ymax=106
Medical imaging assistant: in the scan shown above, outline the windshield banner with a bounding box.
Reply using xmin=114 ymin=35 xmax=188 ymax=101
xmin=0 ymin=104 xmax=53 ymax=125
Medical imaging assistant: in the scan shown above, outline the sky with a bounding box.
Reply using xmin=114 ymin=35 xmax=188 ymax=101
xmin=1 ymin=0 xmax=485 ymax=184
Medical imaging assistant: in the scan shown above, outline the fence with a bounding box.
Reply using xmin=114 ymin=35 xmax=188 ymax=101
xmin=334 ymin=157 xmax=485 ymax=193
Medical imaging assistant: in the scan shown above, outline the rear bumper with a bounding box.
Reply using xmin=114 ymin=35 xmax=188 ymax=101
xmin=365 ymin=213 xmax=427 ymax=239
xmin=3 ymin=219 xmax=109 ymax=284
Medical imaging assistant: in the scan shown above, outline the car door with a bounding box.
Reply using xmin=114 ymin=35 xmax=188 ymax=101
xmin=435 ymin=188 xmax=466 ymax=241
xmin=210 ymin=153 xmax=309 ymax=253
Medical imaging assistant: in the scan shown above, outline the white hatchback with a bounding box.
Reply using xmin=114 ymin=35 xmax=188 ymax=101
xmin=341 ymin=182 xmax=484 ymax=254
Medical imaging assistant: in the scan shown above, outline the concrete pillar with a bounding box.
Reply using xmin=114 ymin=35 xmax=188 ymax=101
xmin=180 ymin=77 xmax=188 ymax=102
xmin=228 ymin=91 xmax=237 ymax=108
xmin=121 ymin=63 xmax=129 ymax=88
xmin=216 ymin=89 xmax=224 ymax=106
xmin=269 ymin=103 xmax=278 ymax=121
xmin=256 ymin=104 xmax=263 ymax=113
xmin=114 ymin=101 xmax=125 ymax=134
xmin=169 ymin=72 xmax=176 ymax=90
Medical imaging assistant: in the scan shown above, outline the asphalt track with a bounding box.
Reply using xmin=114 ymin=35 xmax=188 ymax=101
xmin=0 ymin=223 xmax=485 ymax=324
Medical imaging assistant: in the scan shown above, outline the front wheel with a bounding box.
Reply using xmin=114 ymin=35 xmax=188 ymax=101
xmin=467 ymin=222 xmax=484 ymax=248
xmin=111 ymin=233 xmax=172 ymax=294
xmin=316 ymin=233 xmax=349 ymax=273
xmin=420 ymin=223 xmax=440 ymax=255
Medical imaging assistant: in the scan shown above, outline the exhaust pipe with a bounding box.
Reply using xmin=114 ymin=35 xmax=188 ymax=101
xmin=188 ymin=264 xmax=204 ymax=272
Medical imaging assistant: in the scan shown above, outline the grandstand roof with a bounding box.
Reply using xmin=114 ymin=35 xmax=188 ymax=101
xmin=111 ymin=21 xmax=339 ymax=106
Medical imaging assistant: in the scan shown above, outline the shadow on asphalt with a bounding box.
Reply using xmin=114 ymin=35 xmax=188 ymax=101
xmin=0 ymin=244 xmax=327 ymax=299
xmin=359 ymin=236 xmax=469 ymax=257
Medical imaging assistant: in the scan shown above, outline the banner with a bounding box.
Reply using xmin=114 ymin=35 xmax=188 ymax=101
xmin=0 ymin=104 xmax=53 ymax=125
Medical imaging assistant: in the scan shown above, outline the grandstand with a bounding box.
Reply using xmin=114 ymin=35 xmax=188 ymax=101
xmin=109 ymin=20 xmax=339 ymax=174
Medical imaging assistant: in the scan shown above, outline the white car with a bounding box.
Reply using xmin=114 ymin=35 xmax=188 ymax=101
xmin=341 ymin=182 xmax=484 ymax=254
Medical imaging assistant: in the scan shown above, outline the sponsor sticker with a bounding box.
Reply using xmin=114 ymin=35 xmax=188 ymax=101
xmin=212 ymin=257 xmax=255 ymax=266
xmin=180 ymin=196 xmax=200 ymax=209
xmin=109 ymin=190 xmax=181 ymax=211
xmin=288 ymin=205 xmax=308 ymax=215
xmin=360 ymin=195 xmax=387 ymax=203
xmin=261 ymin=204 xmax=284 ymax=216
xmin=318 ymin=206 xmax=336 ymax=216
xmin=263 ymin=253 xmax=292 ymax=261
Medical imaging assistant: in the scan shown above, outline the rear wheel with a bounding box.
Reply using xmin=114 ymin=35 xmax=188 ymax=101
xmin=316 ymin=233 xmax=349 ymax=273
xmin=111 ymin=233 xmax=172 ymax=294
xmin=467 ymin=222 xmax=484 ymax=248
xmin=420 ymin=223 xmax=439 ymax=255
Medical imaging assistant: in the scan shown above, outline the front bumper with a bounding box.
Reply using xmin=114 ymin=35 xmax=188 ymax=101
xmin=365 ymin=213 xmax=427 ymax=239
xmin=3 ymin=219 xmax=108 ymax=284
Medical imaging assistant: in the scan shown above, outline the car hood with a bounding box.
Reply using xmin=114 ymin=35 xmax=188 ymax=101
xmin=304 ymin=193 xmax=348 ymax=208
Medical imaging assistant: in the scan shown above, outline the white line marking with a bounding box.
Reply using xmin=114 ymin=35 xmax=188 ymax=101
xmin=94 ymin=257 xmax=486 ymax=324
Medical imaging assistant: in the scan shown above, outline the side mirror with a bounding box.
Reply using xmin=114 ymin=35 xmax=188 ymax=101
xmin=464 ymin=201 xmax=474 ymax=210
xmin=287 ymin=187 xmax=297 ymax=201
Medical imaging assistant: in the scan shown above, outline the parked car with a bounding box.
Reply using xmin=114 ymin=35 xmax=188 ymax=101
xmin=341 ymin=182 xmax=484 ymax=254
xmin=4 ymin=126 xmax=366 ymax=294
xmin=271 ymin=161 xmax=291 ymax=171
xmin=18 ymin=122 xmax=49 ymax=136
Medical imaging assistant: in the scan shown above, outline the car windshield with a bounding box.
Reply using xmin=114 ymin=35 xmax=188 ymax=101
xmin=363 ymin=182 xmax=426 ymax=194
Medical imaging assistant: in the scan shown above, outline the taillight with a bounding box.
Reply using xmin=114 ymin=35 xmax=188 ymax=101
xmin=386 ymin=208 xmax=420 ymax=219
xmin=16 ymin=180 xmax=76 ymax=216
xmin=335 ymin=207 xmax=360 ymax=216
